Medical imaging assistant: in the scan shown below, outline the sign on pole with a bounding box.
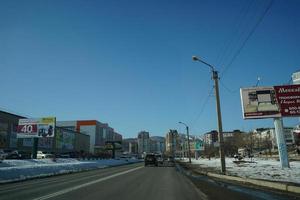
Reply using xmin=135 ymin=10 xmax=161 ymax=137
xmin=274 ymin=85 xmax=300 ymax=116
xmin=240 ymin=85 xmax=300 ymax=119
xmin=240 ymin=87 xmax=281 ymax=119
xmin=17 ymin=117 xmax=56 ymax=138
xmin=240 ymin=85 xmax=300 ymax=168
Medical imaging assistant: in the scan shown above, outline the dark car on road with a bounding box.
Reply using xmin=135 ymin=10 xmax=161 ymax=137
xmin=144 ymin=154 xmax=157 ymax=167
xmin=5 ymin=150 xmax=22 ymax=159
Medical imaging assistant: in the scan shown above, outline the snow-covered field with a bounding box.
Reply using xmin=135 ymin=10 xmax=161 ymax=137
xmin=181 ymin=157 xmax=300 ymax=184
xmin=0 ymin=158 xmax=141 ymax=183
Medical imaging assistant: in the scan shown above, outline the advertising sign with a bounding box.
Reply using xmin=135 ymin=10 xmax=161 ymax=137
xmin=240 ymin=85 xmax=300 ymax=119
xmin=240 ymin=87 xmax=281 ymax=119
xmin=17 ymin=117 xmax=56 ymax=138
xmin=274 ymin=85 xmax=300 ymax=116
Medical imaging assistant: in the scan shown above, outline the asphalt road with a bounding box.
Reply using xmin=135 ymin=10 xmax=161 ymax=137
xmin=0 ymin=162 xmax=298 ymax=200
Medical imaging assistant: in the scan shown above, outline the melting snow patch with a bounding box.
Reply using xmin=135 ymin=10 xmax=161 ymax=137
xmin=0 ymin=158 xmax=141 ymax=183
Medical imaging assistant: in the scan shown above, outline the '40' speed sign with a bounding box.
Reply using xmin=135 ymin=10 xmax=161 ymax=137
xmin=17 ymin=124 xmax=38 ymax=134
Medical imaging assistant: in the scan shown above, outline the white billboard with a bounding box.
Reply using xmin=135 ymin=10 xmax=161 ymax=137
xmin=240 ymin=87 xmax=281 ymax=119
xmin=17 ymin=117 xmax=56 ymax=138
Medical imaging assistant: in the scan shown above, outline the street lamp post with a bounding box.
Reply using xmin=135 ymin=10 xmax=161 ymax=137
xmin=192 ymin=56 xmax=226 ymax=174
xmin=179 ymin=121 xmax=192 ymax=163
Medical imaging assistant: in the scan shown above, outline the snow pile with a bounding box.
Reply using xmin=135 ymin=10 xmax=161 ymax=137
xmin=182 ymin=157 xmax=300 ymax=184
xmin=0 ymin=158 xmax=141 ymax=183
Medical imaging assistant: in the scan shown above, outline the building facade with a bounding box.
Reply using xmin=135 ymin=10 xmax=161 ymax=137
xmin=165 ymin=129 xmax=180 ymax=156
xmin=0 ymin=110 xmax=90 ymax=154
xmin=0 ymin=110 xmax=25 ymax=150
xmin=57 ymin=120 xmax=122 ymax=153
xmin=137 ymin=131 xmax=150 ymax=155
xmin=18 ymin=126 xmax=90 ymax=154
xmin=150 ymin=136 xmax=166 ymax=154
xmin=122 ymin=138 xmax=138 ymax=154
xmin=203 ymin=130 xmax=219 ymax=146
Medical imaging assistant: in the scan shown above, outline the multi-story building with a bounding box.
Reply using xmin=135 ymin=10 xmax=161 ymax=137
xmin=0 ymin=109 xmax=90 ymax=154
xmin=165 ymin=129 xmax=180 ymax=156
xmin=292 ymin=71 xmax=300 ymax=84
xmin=251 ymin=127 xmax=295 ymax=151
xmin=292 ymin=127 xmax=300 ymax=145
xmin=261 ymin=128 xmax=295 ymax=149
xmin=20 ymin=126 xmax=90 ymax=154
xmin=150 ymin=136 xmax=165 ymax=154
xmin=137 ymin=131 xmax=150 ymax=154
xmin=122 ymin=138 xmax=138 ymax=154
xmin=0 ymin=110 xmax=25 ymax=150
xmin=203 ymin=130 xmax=218 ymax=146
xmin=57 ymin=120 xmax=122 ymax=153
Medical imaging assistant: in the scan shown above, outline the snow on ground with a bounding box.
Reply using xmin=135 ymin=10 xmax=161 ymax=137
xmin=181 ymin=157 xmax=300 ymax=184
xmin=0 ymin=158 xmax=141 ymax=183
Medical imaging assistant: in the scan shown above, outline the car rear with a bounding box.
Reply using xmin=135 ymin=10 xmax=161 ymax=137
xmin=144 ymin=154 xmax=157 ymax=166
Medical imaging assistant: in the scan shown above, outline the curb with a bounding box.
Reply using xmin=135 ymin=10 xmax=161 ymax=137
xmin=178 ymin=162 xmax=300 ymax=194
xmin=195 ymin=169 xmax=300 ymax=194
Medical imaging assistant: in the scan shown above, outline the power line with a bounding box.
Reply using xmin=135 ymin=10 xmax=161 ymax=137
xmin=219 ymin=0 xmax=260 ymax=69
xmin=219 ymin=79 xmax=239 ymax=94
xmin=216 ymin=0 xmax=255 ymax=67
xmin=220 ymin=0 xmax=274 ymax=77
xmin=190 ymin=86 xmax=214 ymax=129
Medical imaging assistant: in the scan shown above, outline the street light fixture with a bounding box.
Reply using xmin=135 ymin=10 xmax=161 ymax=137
xmin=179 ymin=121 xmax=192 ymax=163
xmin=192 ymin=56 xmax=226 ymax=174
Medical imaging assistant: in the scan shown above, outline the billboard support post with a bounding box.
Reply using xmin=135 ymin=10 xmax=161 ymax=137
xmin=273 ymin=118 xmax=290 ymax=168
xmin=32 ymin=138 xmax=38 ymax=159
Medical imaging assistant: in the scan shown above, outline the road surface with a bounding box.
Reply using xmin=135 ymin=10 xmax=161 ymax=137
xmin=0 ymin=162 xmax=298 ymax=200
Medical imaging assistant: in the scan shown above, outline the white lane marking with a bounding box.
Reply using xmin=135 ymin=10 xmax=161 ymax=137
xmin=32 ymin=166 xmax=143 ymax=200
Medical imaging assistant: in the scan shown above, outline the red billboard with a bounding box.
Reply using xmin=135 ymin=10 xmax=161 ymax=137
xmin=274 ymin=85 xmax=300 ymax=116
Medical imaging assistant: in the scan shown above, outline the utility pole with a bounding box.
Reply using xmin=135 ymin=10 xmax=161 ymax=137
xmin=179 ymin=122 xmax=192 ymax=163
xmin=193 ymin=56 xmax=226 ymax=174
xmin=212 ymin=70 xmax=226 ymax=174
xmin=186 ymin=126 xmax=192 ymax=163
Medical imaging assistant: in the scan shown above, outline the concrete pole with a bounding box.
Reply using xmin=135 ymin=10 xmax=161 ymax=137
xmin=213 ymin=70 xmax=226 ymax=174
xmin=273 ymin=118 xmax=290 ymax=168
xmin=187 ymin=126 xmax=192 ymax=163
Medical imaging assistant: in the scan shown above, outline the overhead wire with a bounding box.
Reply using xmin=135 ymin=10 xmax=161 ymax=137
xmin=190 ymin=85 xmax=214 ymax=130
xmin=216 ymin=0 xmax=255 ymax=67
xmin=220 ymin=0 xmax=274 ymax=77
xmin=219 ymin=0 xmax=260 ymax=69
xmin=219 ymin=79 xmax=240 ymax=94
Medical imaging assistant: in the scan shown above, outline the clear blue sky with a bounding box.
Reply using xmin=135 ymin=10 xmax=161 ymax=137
xmin=1 ymin=0 xmax=300 ymax=138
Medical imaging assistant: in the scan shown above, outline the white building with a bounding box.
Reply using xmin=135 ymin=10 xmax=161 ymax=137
xmin=260 ymin=128 xmax=295 ymax=149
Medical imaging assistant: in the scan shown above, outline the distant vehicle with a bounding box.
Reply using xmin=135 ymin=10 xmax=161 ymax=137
xmin=18 ymin=151 xmax=32 ymax=159
xmin=167 ymin=156 xmax=174 ymax=162
xmin=44 ymin=153 xmax=55 ymax=159
xmin=37 ymin=151 xmax=46 ymax=159
xmin=58 ymin=154 xmax=71 ymax=158
xmin=5 ymin=150 xmax=22 ymax=159
xmin=155 ymin=154 xmax=163 ymax=165
xmin=144 ymin=154 xmax=157 ymax=167
xmin=0 ymin=149 xmax=7 ymax=161
xmin=120 ymin=155 xmax=130 ymax=161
